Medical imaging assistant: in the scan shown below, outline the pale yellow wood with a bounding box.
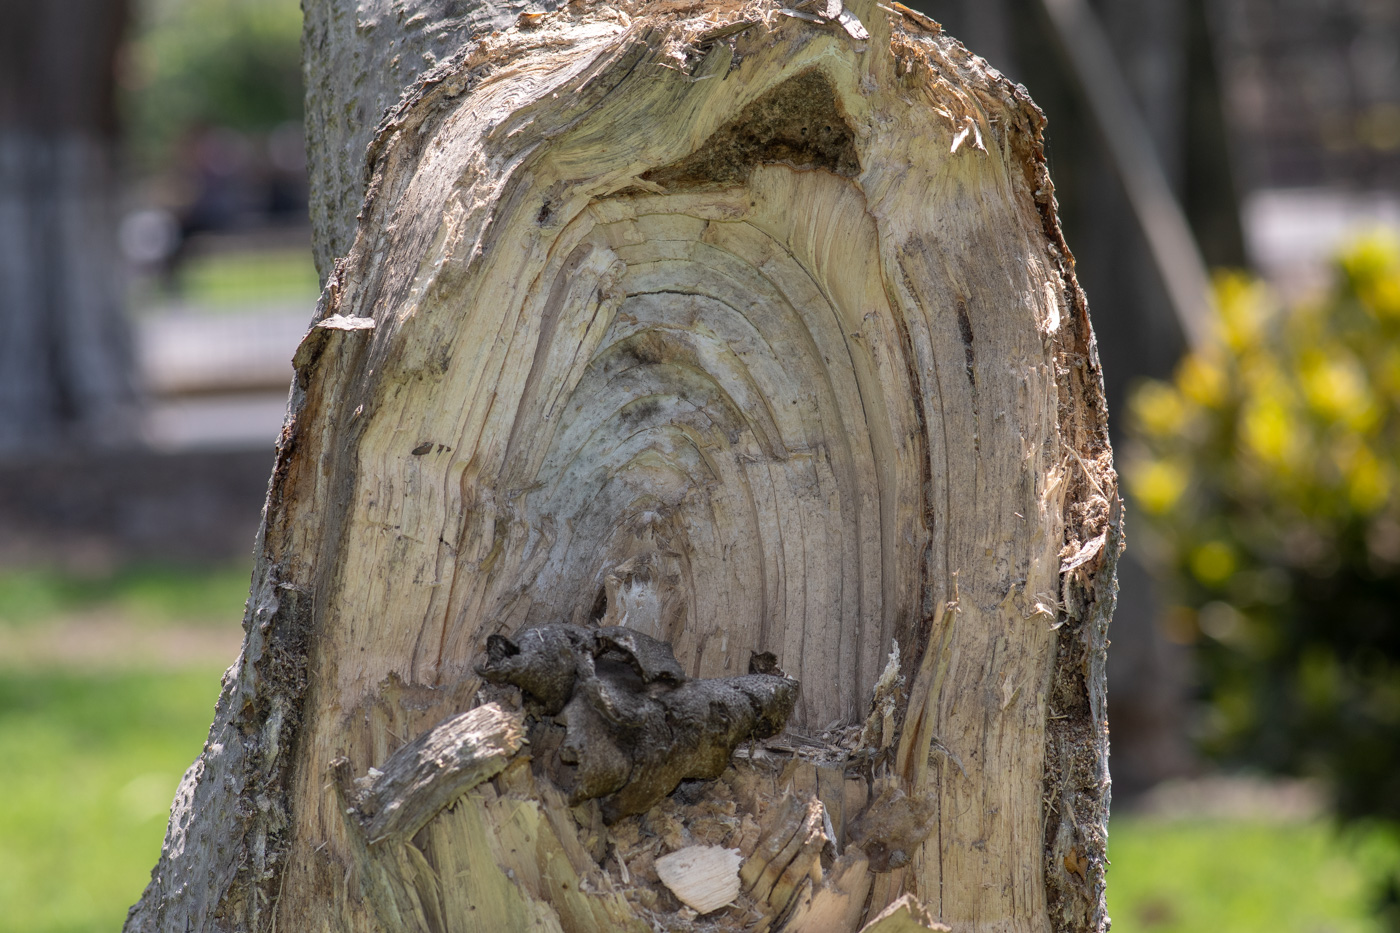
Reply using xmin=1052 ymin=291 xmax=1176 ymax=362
xmin=655 ymin=845 xmax=744 ymax=914
xmin=782 ymin=849 xmax=872 ymax=933
xmin=125 ymin=0 xmax=1116 ymax=930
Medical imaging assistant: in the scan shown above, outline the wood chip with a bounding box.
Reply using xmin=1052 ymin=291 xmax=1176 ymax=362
xmin=315 ymin=314 xmax=376 ymax=331
xmin=836 ymin=9 xmax=869 ymax=39
xmin=354 ymin=703 xmax=526 ymax=845
xmin=654 ymin=845 xmax=744 ymax=915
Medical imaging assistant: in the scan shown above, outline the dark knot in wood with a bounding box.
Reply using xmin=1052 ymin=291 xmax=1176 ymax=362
xmin=477 ymin=624 xmax=799 ymax=822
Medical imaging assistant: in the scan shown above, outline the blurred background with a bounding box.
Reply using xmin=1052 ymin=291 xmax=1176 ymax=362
xmin=0 ymin=0 xmax=1397 ymax=930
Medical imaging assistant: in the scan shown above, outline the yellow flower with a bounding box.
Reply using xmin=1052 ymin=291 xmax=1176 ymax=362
xmin=1177 ymin=355 xmax=1228 ymax=409
xmin=1128 ymin=458 xmax=1191 ymax=515
xmin=1241 ymin=396 xmax=1299 ymax=469
xmin=1365 ymin=275 xmax=1400 ymax=320
xmin=1130 ymin=381 xmax=1189 ymax=438
xmin=1343 ymin=444 xmax=1391 ymax=513
xmin=1341 ymin=231 xmax=1400 ymax=320
xmin=1378 ymin=346 xmax=1400 ymax=400
xmin=1340 ymin=230 xmax=1400 ymax=290
xmin=1300 ymin=351 xmax=1380 ymax=432
xmin=1214 ymin=271 xmax=1270 ymax=352
xmin=1190 ymin=540 xmax=1238 ymax=586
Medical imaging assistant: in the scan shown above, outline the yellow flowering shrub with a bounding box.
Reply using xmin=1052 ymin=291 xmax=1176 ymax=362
xmin=1127 ymin=232 xmax=1400 ymax=824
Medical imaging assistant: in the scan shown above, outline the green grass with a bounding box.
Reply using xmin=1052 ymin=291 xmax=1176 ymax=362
xmin=1107 ymin=815 xmax=1399 ymax=932
xmin=0 ymin=667 xmax=226 ymax=933
xmin=129 ymin=248 xmax=321 ymax=314
xmin=177 ymin=249 xmax=320 ymax=308
xmin=0 ymin=563 xmax=251 ymax=629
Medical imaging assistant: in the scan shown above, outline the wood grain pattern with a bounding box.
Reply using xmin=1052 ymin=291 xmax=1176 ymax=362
xmin=126 ymin=1 xmax=1118 ymax=930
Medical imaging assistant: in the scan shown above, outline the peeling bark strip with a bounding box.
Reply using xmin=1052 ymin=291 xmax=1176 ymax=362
xmin=127 ymin=1 xmax=1119 ymax=931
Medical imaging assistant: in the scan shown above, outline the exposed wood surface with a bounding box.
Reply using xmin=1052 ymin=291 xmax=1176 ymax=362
xmin=653 ymin=845 xmax=744 ymax=914
xmin=126 ymin=1 xmax=1119 ymax=931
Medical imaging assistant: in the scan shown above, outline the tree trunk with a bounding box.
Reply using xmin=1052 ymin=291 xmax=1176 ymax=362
xmin=0 ymin=0 xmax=138 ymax=452
xmin=930 ymin=0 xmax=1245 ymax=799
xmin=126 ymin=2 xmax=1119 ymax=932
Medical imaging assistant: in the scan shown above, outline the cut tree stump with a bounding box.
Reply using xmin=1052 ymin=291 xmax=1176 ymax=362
xmin=126 ymin=2 xmax=1119 ymax=932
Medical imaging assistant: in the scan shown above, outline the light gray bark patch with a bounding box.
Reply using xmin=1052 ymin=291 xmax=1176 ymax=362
xmin=124 ymin=536 xmax=317 ymax=931
xmin=1028 ymin=101 xmax=1117 ymax=929
xmin=302 ymin=0 xmax=562 ymax=279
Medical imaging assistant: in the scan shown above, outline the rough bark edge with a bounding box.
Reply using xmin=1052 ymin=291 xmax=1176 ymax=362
xmin=124 ymin=320 xmax=350 ymax=931
xmin=122 ymin=523 xmax=314 ymax=931
xmin=125 ymin=20 xmax=620 ymax=927
xmin=1019 ymin=84 xmax=1117 ymax=933
xmin=877 ymin=21 xmax=1118 ymax=931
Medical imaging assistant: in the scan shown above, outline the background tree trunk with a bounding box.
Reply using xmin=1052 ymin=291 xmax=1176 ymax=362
xmin=127 ymin=2 xmax=1119 ymax=931
xmin=0 ymin=0 xmax=138 ymax=453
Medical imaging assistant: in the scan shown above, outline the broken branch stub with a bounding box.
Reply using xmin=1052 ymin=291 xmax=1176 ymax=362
xmin=125 ymin=0 xmax=1119 ymax=930
xmin=335 ymin=703 xmax=527 ymax=846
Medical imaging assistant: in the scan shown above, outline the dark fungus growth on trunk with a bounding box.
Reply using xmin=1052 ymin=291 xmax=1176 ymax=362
xmin=478 ymin=624 xmax=799 ymax=822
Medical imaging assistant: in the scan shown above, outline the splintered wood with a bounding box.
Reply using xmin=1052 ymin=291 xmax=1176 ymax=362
xmin=128 ymin=0 xmax=1118 ymax=930
xmin=334 ymin=716 xmax=878 ymax=933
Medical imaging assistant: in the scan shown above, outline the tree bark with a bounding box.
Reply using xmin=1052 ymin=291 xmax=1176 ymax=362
xmin=127 ymin=2 xmax=1119 ymax=931
xmin=0 ymin=0 xmax=138 ymax=452
xmin=930 ymin=0 xmax=1244 ymax=799
xmin=302 ymin=0 xmax=562 ymax=281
